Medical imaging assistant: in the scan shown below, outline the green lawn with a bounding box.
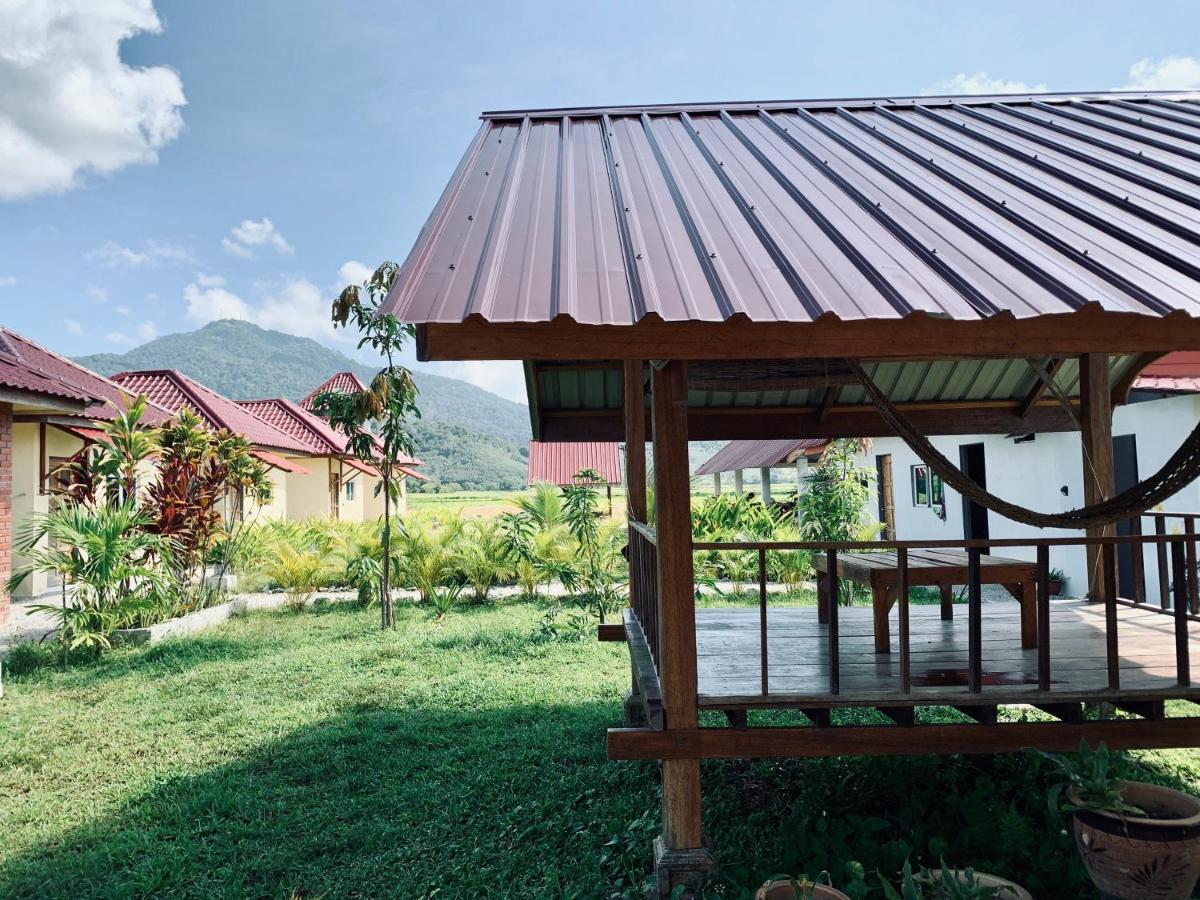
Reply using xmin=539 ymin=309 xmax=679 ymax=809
xmin=1 ymin=600 xmax=1197 ymax=898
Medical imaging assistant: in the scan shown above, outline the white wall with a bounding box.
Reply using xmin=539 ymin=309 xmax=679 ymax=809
xmin=863 ymin=393 xmax=1200 ymax=599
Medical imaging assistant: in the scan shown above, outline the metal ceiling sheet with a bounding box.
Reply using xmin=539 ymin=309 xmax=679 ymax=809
xmin=385 ymin=91 xmax=1200 ymax=327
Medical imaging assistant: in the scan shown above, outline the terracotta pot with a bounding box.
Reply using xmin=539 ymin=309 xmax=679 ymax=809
xmin=755 ymin=879 xmax=851 ymax=900
xmin=929 ymin=869 xmax=1032 ymax=899
xmin=1048 ymin=578 xmax=1065 ymax=596
xmin=1070 ymin=781 xmax=1200 ymax=900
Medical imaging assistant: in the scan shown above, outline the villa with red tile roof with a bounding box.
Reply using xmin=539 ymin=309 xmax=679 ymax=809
xmin=0 ymin=328 xmax=183 ymax=615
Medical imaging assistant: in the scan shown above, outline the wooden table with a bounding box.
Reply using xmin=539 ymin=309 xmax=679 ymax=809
xmin=813 ymin=550 xmax=1038 ymax=654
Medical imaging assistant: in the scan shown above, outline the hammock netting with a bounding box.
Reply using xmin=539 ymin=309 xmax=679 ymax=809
xmin=848 ymin=360 xmax=1200 ymax=530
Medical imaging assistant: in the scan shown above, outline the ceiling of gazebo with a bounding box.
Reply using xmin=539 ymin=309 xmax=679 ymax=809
xmin=529 ymin=354 xmax=1153 ymax=441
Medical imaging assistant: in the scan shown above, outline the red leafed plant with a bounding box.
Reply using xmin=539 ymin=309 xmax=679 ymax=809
xmin=146 ymin=409 xmax=272 ymax=583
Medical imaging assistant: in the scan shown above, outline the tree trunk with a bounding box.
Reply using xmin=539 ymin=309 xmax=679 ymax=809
xmin=381 ymin=476 xmax=393 ymax=629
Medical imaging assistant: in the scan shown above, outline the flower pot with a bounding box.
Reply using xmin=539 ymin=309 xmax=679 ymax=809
xmin=755 ymin=879 xmax=851 ymax=899
xmin=1048 ymin=578 xmax=1065 ymax=596
xmin=1070 ymin=781 xmax=1200 ymax=899
xmin=929 ymin=869 xmax=1032 ymax=899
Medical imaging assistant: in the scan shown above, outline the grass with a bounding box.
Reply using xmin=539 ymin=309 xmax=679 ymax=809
xmin=1 ymin=600 xmax=1197 ymax=898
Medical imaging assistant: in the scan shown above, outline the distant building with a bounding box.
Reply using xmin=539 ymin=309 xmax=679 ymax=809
xmin=695 ymin=439 xmax=827 ymax=504
xmin=528 ymin=440 xmax=621 ymax=511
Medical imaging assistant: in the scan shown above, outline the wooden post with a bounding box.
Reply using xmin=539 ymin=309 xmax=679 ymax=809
xmin=621 ymin=360 xmax=648 ymax=729
xmin=650 ymin=360 xmax=712 ymax=892
xmin=623 ymin=361 xmax=647 ymax=525
xmin=760 ymin=466 xmax=772 ymax=505
xmin=1080 ymin=353 xmax=1116 ymax=602
xmin=733 ymin=469 xmax=744 ymax=494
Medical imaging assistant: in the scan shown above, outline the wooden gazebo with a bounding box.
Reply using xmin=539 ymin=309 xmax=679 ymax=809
xmin=384 ymin=90 xmax=1200 ymax=893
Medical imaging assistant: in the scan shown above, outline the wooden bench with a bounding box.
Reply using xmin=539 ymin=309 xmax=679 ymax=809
xmin=813 ymin=549 xmax=1039 ymax=654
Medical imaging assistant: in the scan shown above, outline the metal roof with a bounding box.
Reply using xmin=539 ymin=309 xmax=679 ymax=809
xmin=527 ymin=440 xmax=622 ymax=485
xmin=385 ymin=90 xmax=1200 ymax=331
xmin=1132 ymin=351 xmax=1200 ymax=393
xmin=695 ymin=439 xmax=827 ymax=475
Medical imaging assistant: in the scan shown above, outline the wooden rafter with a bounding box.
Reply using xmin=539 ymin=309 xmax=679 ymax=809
xmin=1019 ymin=357 xmax=1065 ymax=418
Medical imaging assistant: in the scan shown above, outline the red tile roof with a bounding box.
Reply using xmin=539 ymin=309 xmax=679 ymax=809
xmin=0 ymin=328 xmax=175 ymax=422
xmin=300 ymin=371 xmax=370 ymax=411
xmin=528 ymin=441 xmax=621 ymax=486
xmin=695 ymin=439 xmax=827 ymax=475
xmin=253 ymin=449 xmax=310 ymax=475
xmin=111 ymin=370 xmax=312 ymax=454
xmin=1133 ymin=352 xmax=1200 ymax=393
xmin=238 ymin=398 xmax=348 ymax=455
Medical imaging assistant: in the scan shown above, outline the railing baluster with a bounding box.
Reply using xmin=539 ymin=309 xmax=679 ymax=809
xmin=968 ymin=548 xmax=982 ymax=694
xmin=1174 ymin=538 xmax=1191 ymax=687
xmin=1037 ymin=544 xmax=1051 ymax=691
xmin=1103 ymin=542 xmax=1120 ymax=690
xmin=1130 ymin=514 xmax=1146 ymax=604
xmin=1156 ymin=516 xmax=1170 ymax=609
xmin=758 ymin=547 xmax=768 ymax=697
xmin=898 ymin=548 xmax=910 ymax=694
xmin=827 ymin=549 xmax=839 ymax=696
xmin=1187 ymin=516 xmax=1199 ymax=614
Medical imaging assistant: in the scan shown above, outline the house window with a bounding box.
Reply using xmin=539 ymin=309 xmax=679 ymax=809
xmin=344 ymin=479 xmax=355 ymax=501
xmin=911 ymin=465 xmax=930 ymax=506
xmin=930 ymin=472 xmax=945 ymax=507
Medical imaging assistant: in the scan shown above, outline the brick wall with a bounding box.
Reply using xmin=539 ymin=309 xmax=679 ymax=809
xmin=0 ymin=402 xmax=11 ymax=626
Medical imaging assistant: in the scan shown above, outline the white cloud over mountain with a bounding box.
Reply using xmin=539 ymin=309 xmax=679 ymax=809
xmin=0 ymin=0 xmax=186 ymax=200
xmin=222 ymin=218 xmax=293 ymax=258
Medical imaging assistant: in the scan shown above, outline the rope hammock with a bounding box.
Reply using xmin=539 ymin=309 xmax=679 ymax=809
xmin=848 ymin=359 xmax=1200 ymax=530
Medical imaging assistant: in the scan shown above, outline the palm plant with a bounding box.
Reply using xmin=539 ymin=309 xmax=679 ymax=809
xmin=261 ymin=542 xmax=330 ymax=612
xmin=393 ymin=514 xmax=463 ymax=603
xmin=457 ymin=519 xmax=513 ymax=604
xmin=429 ymin=582 xmax=465 ymax=621
xmin=332 ymin=527 xmax=384 ymax=606
xmin=8 ymin=502 xmax=170 ymax=655
xmin=513 ymin=482 xmax=566 ymax=530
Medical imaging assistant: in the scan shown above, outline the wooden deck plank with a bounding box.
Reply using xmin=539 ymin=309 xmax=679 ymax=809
xmin=696 ymin=602 xmax=1199 ymax=709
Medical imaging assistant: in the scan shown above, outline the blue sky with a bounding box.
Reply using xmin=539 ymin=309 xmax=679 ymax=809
xmin=2 ymin=0 xmax=1200 ymax=403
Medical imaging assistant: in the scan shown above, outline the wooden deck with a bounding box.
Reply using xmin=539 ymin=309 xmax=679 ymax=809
xmin=696 ymin=599 xmax=1200 ymax=709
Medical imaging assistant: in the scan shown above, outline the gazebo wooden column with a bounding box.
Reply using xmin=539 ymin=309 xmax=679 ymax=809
xmin=622 ymin=360 xmax=649 ymax=728
xmin=649 ymin=360 xmax=713 ymax=892
xmin=1080 ymin=353 xmax=1117 ymax=601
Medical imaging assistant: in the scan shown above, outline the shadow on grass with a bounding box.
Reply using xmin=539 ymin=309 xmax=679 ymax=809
xmin=0 ymin=700 xmax=659 ymax=900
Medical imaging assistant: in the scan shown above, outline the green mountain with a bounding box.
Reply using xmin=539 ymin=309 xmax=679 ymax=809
xmin=78 ymin=320 xmax=531 ymax=490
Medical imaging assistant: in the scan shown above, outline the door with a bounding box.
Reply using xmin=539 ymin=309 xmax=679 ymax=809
xmin=1113 ymin=434 xmax=1140 ymax=599
xmin=958 ymin=443 xmax=989 ymax=547
xmin=875 ymin=454 xmax=895 ymax=540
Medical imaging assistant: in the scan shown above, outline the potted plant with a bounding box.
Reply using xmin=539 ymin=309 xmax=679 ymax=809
xmin=756 ymin=873 xmax=852 ymax=899
xmin=880 ymin=860 xmax=1031 ymax=899
xmin=1042 ymin=740 xmax=1200 ymax=899
xmin=1048 ymin=568 xmax=1067 ymax=596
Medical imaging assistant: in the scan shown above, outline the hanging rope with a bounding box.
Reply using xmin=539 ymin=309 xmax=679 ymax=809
xmin=849 ymin=359 xmax=1200 ymax=529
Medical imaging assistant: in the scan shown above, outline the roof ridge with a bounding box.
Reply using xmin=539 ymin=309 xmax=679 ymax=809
xmin=481 ymin=89 xmax=1200 ymax=119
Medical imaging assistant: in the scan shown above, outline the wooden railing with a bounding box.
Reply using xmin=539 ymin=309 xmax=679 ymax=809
xmin=628 ymin=520 xmax=660 ymax=669
xmin=693 ymin=533 xmax=1197 ymax=704
xmin=1140 ymin=512 xmax=1200 ymax=613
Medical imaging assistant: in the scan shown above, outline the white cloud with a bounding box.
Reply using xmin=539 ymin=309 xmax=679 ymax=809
xmin=136 ymin=319 xmax=157 ymax=341
xmin=184 ymin=276 xmax=341 ymax=341
xmin=923 ymin=73 xmax=1046 ymax=96
xmin=0 ymin=275 xmax=15 ymax=287
xmin=222 ymin=217 xmax=292 ymax=258
xmin=103 ymin=319 xmax=157 ymax=345
xmin=338 ymin=260 xmax=374 ymax=286
xmin=194 ymin=272 xmax=225 ymax=288
xmin=1119 ymin=55 xmax=1200 ymax=91
xmin=63 ymin=318 xmax=84 ymax=336
xmin=105 ymin=331 xmax=133 ymax=345
xmin=87 ymin=238 xmax=191 ymax=268
xmin=437 ymin=360 xmax=529 ymax=406
xmin=85 ymin=284 xmax=109 ymax=302
xmin=0 ymin=0 xmax=186 ymax=200
xmin=115 ymin=303 xmax=131 ymax=315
